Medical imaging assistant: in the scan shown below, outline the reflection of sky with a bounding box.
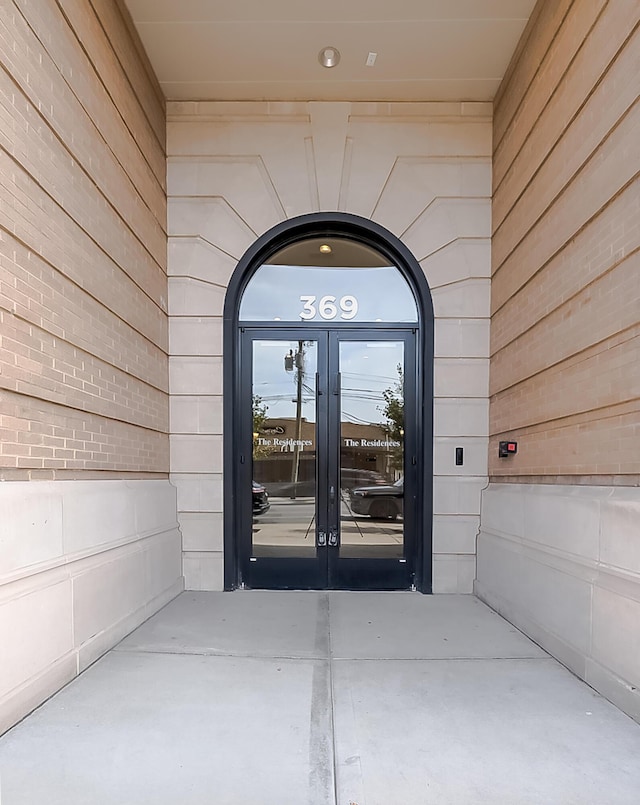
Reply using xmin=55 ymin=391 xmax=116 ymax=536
xmin=240 ymin=264 xmax=418 ymax=322
xmin=253 ymin=340 xmax=404 ymax=425
xmin=253 ymin=341 xmax=318 ymax=422
xmin=340 ymin=342 xmax=404 ymax=425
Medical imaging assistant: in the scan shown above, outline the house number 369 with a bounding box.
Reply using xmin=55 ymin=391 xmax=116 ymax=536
xmin=299 ymin=295 xmax=359 ymax=320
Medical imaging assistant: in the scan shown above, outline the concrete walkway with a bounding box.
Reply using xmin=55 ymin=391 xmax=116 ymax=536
xmin=2 ymin=592 xmax=640 ymax=804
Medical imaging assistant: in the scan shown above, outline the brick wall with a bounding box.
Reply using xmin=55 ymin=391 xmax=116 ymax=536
xmin=0 ymin=1 xmax=182 ymax=737
xmin=489 ymin=0 xmax=640 ymax=481
xmin=0 ymin=0 xmax=168 ymax=479
xmin=478 ymin=0 xmax=640 ymax=723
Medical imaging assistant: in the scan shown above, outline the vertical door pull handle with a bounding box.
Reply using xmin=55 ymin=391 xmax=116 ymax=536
xmin=329 ymin=486 xmax=335 ymax=504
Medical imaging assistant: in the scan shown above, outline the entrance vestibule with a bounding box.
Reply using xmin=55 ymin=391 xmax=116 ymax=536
xmin=223 ymin=214 xmax=434 ymax=592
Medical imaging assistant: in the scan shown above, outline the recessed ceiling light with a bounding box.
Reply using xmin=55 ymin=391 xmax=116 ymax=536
xmin=318 ymin=47 xmax=340 ymax=68
xmin=319 ymin=244 xmax=332 ymax=254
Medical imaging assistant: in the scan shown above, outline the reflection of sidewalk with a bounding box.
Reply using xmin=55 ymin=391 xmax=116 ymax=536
xmin=267 ymin=497 xmax=315 ymax=506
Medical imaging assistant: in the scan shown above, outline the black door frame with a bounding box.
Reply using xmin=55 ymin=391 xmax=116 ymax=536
xmin=223 ymin=212 xmax=434 ymax=592
xmin=239 ymin=327 xmax=417 ymax=590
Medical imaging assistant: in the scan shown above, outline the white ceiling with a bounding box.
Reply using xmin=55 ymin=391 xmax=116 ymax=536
xmin=124 ymin=0 xmax=537 ymax=102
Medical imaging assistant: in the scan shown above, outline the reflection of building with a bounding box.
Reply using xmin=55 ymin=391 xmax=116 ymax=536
xmin=254 ymin=419 xmax=401 ymax=491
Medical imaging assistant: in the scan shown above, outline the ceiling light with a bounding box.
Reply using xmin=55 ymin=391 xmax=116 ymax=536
xmin=366 ymin=52 xmax=377 ymax=67
xmin=319 ymin=244 xmax=332 ymax=254
xmin=318 ymin=47 xmax=340 ymax=68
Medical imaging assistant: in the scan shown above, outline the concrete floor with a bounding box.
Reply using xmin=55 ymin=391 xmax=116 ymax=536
xmin=2 ymin=592 xmax=640 ymax=804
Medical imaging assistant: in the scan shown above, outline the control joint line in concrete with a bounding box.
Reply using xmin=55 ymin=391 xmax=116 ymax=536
xmin=328 ymin=593 xmax=340 ymax=805
xmin=330 ymin=655 xmax=552 ymax=662
xmin=112 ymin=646 xmax=326 ymax=660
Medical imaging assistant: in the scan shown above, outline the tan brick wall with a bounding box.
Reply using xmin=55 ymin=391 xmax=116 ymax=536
xmin=0 ymin=0 xmax=168 ymax=480
xmin=489 ymin=0 xmax=640 ymax=481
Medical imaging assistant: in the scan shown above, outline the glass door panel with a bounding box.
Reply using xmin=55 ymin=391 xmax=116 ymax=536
xmin=251 ymin=339 xmax=318 ymax=559
xmin=241 ymin=329 xmax=415 ymax=590
xmin=338 ymin=341 xmax=405 ymax=559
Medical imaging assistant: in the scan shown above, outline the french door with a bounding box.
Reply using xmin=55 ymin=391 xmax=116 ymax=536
xmin=238 ymin=328 xmax=417 ymax=589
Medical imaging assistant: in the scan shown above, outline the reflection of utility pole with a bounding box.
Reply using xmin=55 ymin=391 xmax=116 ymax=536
xmin=285 ymin=342 xmax=305 ymax=499
xmin=291 ymin=340 xmax=304 ymax=498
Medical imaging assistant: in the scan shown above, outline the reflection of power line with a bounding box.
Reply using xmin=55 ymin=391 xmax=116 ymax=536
xmin=260 ymin=394 xmax=315 ymax=402
xmin=254 ymin=381 xmax=317 ymax=391
xmin=258 ymin=375 xmax=393 ymax=387
xmin=262 ymin=393 xmax=382 ymax=404
xmin=342 ymin=371 xmax=397 ymax=382
xmin=342 ymin=411 xmax=376 ymax=425
xmin=343 ymin=394 xmax=385 ymax=402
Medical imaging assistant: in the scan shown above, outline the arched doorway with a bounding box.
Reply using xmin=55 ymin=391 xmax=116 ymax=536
xmin=223 ymin=213 xmax=434 ymax=591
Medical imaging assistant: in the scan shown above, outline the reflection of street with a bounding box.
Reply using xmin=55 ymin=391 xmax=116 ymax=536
xmin=253 ymin=499 xmax=317 ymax=549
xmin=252 ymin=497 xmax=403 ymax=557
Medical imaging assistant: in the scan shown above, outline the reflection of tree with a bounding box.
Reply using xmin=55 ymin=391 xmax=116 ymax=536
xmin=380 ymin=364 xmax=404 ymax=470
xmin=252 ymin=395 xmax=273 ymax=458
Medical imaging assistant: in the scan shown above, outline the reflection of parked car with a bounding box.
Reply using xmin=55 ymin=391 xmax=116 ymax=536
xmin=340 ymin=468 xmax=387 ymax=492
xmin=252 ymin=481 xmax=270 ymax=515
xmin=349 ymin=478 xmax=403 ymax=520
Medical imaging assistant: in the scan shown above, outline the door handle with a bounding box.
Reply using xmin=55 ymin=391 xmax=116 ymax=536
xmin=328 ymin=529 xmax=339 ymax=547
xmin=329 ymin=485 xmax=335 ymax=505
xmin=317 ymin=531 xmax=327 ymax=547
